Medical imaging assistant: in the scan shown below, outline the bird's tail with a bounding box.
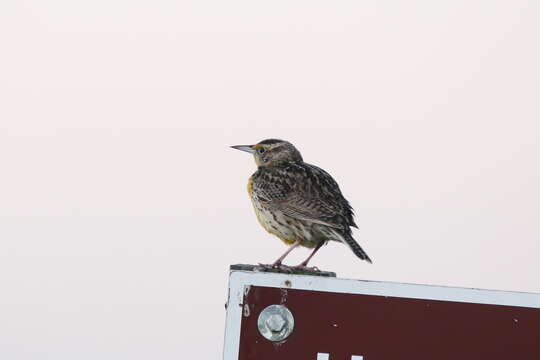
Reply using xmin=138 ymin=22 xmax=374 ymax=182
xmin=340 ymin=231 xmax=372 ymax=264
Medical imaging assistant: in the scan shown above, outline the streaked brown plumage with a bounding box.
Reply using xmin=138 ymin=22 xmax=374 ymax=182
xmin=231 ymin=139 xmax=372 ymax=268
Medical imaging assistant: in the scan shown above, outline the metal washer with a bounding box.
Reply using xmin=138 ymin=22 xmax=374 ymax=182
xmin=257 ymin=304 xmax=295 ymax=342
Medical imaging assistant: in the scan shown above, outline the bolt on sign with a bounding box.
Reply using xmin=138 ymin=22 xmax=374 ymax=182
xmin=223 ymin=265 xmax=540 ymax=360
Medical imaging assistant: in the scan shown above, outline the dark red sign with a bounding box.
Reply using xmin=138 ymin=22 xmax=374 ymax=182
xmin=223 ymin=268 xmax=540 ymax=360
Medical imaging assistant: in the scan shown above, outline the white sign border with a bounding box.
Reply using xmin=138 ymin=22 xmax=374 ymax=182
xmin=223 ymin=270 xmax=540 ymax=360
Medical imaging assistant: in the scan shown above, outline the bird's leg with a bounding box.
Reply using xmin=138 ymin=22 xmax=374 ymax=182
xmin=272 ymin=240 xmax=301 ymax=268
xmin=294 ymin=241 xmax=324 ymax=270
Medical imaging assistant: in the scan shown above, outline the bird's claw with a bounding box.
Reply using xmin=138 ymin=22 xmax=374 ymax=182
xmin=256 ymin=263 xmax=273 ymax=271
xmin=293 ymin=265 xmax=321 ymax=272
xmin=256 ymin=263 xmax=320 ymax=273
xmin=274 ymin=264 xmax=294 ymax=273
xmin=256 ymin=263 xmax=293 ymax=273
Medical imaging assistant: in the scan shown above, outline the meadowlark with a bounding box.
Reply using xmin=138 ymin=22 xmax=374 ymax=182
xmin=231 ymin=139 xmax=372 ymax=268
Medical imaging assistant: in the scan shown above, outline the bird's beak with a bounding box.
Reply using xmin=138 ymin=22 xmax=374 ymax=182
xmin=230 ymin=144 xmax=256 ymax=154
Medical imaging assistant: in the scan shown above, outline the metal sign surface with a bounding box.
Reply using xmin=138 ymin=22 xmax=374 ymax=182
xmin=223 ymin=268 xmax=540 ymax=360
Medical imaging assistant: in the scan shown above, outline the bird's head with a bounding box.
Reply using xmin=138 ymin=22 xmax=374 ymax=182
xmin=231 ymin=139 xmax=303 ymax=167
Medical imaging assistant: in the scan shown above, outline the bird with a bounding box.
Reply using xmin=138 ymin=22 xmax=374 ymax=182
xmin=231 ymin=139 xmax=372 ymax=269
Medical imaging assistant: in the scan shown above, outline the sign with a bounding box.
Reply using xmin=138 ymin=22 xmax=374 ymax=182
xmin=223 ymin=266 xmax=540 ymax=359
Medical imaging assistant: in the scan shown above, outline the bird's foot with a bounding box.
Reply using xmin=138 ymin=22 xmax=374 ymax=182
xmin=274 ymin=263 xmax=294 ymax=273
xmin=292 ymin=264 xmax=321 ymax=272
xmin=256 ymin=263 xmax=294 ymax=273
xmin=256 ymin=263 xmax=273 ymax=271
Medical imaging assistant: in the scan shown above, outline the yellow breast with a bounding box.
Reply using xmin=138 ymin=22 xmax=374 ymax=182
xmin=247 ymin=176 xmax=254 ymax=196
xmin=247 ymin=176 xmax=296 ymax=245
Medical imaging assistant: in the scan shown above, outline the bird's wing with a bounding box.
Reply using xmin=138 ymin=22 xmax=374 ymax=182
xmin=273 ymin=193 xmax=344 ymax=228
xmin=253 ymin=164 xmax=351 ymax=229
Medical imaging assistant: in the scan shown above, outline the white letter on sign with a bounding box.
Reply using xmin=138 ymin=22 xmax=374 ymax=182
xmin=316 ymin=354 xmax=363 ymax=360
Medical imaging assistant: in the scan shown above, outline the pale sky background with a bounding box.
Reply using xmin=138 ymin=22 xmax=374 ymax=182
xmin=1 ymin=1 xmax=539 ymax=359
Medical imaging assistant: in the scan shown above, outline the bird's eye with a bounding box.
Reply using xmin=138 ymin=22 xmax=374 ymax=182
xmin=257 ymin=147 xmax=266 ymax=154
